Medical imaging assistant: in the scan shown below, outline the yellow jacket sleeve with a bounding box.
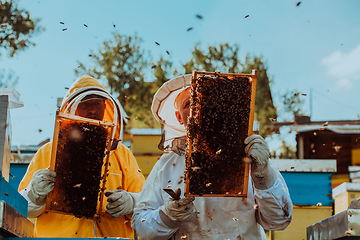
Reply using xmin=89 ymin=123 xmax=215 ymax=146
xmin=18 ymin=141 xmax=145 ymax=238
xmin=18 ymin=142 xmax=52 ymax=191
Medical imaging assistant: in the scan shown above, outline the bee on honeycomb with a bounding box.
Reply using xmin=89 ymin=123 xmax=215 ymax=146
xmin=185 ymin=74 xmax=252 ymax=196
xmin=50 ymin=120 xmax=110 ymax=219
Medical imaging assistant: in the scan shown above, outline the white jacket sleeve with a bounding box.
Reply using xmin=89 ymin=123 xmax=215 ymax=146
xmin=131 ymin=162 xmax=179 ymax=240
xmin=253 ymin=161 xmax=293 ymax=230
xmin=19 ymin=188 xmax=46 ymax=218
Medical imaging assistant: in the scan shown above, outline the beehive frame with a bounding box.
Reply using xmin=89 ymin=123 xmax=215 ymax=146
xmin=45 ymin=111 xmax=114 ymax=220
xmin=184 ymin=70 xmax=257 ymax=198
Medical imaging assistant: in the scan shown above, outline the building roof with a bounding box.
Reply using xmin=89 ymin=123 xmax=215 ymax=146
xmin=273 ymin=118 xmax=360 ymax=134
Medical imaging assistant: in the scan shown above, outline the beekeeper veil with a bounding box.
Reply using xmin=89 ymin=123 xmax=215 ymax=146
xmin=59 ymin=76 xmax=123 ymax=148
xmin=151 ymin=74 xmax=191 ymax=154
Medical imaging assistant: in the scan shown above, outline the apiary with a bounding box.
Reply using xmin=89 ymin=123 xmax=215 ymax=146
xmin=333 ymin=182 xmax=360 ymax=215
xmin=46 ymin=112 xmax=114 ymax=220
xmin=307 ymin=209 xmax=360 ymax=240
xmin=269 ymin=159 xmax=336 ymax=240
xmin=185 ymin=70 xmax=257 ymax=197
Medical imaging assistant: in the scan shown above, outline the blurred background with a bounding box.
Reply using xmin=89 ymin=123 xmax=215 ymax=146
xmin=2 ymin=1 xmax=360 ymax=239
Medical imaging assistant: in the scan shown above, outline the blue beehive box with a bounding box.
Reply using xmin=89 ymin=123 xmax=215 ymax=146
xmin=0 ymin=176 xmax=28 ymax=218
xmin=272 ymin=159 xmax=336 ymax=206
xmin=0 ymin=92 xmax=27 ymax=218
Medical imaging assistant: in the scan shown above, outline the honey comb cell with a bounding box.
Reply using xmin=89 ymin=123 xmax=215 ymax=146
xmin=49 ymin=119 xmax=109 ymax=219
xmin=186 ymin=74 xmax=251 ymax=196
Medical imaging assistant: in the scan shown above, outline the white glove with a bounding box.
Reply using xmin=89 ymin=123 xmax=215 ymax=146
xmin=105 ymin=189 xmax=135 ymax=218
xmin=159 ymin=196 xmax=197 ymax=228
xmin=245 ymin=135 xmax=276 ymax=190
xmin=27 ymin=169 xmax=56 ymax=205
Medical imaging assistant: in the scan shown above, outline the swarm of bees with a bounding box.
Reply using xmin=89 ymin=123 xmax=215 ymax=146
xmin=50 ymin=120 xmax=109 ymax=219
xmin=185 ymin=74 xmax=251 ymax=196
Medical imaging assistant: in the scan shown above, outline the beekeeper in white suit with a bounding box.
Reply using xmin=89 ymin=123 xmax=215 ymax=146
xmin=132 ymin=74 xmax=293 ymax=240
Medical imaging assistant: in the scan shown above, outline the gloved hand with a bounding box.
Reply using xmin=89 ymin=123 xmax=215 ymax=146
xmin=159 ymin=196 xmax=197 ymax=228
xmin=245 ymin=135 xmax=276 ymax=190
xmin=27 ymin=169 xmax=56 ymax=205
xmin=105 ymin=189 xmax=135 ymax=218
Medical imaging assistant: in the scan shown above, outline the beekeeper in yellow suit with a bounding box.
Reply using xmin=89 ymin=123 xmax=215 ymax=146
xmin=18 ymin=75 xmax=145 ymax=238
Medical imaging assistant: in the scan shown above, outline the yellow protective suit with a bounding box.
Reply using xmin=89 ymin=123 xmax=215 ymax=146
xmin=18 ymin=76 xmax=145 ymax=238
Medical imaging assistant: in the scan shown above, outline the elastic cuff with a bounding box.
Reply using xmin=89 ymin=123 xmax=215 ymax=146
xmin=159 ymin=209 xmax=183 ymax=229
xmin=252 ymin=166 xmax=277 ymax=190
xmin=27 ymin=187 xmax=46 ymax=205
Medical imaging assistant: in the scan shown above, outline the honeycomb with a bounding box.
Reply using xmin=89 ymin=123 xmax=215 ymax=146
xmin=185 ymin=74 xmax=251 ymax=196
xmin=48 ymin=119 xmax=110 ymax=219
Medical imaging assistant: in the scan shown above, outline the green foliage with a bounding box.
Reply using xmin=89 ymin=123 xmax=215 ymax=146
xmin=75 ymin=37 xmax=300 ymax=142
xmin=278 ymin=140 xmax=297 ymax=159
xmin=280 ymin=89 xmax=305 ymax=120
xmin=0 ymin=0 xmax=43 ymax=88
xmin=75 ymin=32 xmax=161 ymax=130
xmin=0 ymin=0 xmax=43 ymax=58
xmin=183 ymin=42 xmax=242 ymax=74
xmin=152 ymin=56 xmax=176 ymax=88
xmin=242 ymin=55 xmax=278 ymax=137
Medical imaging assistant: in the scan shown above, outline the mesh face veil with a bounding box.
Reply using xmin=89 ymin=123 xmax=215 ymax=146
xmin=60 ymin=78 xmax=123 ymax=148
xmin=151 ymin=74 xmax=191 ymax=153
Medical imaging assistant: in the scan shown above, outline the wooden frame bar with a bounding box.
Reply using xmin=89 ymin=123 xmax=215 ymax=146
xmin=185 ymin=70 xmax=257 ymax=198
xmin=46 ymin=111 xmax=114 ymax=220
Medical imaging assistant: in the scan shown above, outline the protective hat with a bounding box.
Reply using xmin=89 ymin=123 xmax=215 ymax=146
xmin=151 ymin=74 xmax=191 ymax=152
xmin=60 ymin=76 xmax=123 ymax=145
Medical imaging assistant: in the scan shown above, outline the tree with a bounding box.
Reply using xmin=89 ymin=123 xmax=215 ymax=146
xmin=280 ymin=90 xmax=305 ymax=120
xmin=0 ymin=0 xmax=43 ymax=58
xmin=182 ymin=43 xmax=277 ymax=138
xmin=0 ymin=0 xmax=43 ymax=87
xmin=183 ymin=42 xmax=242 ymax=74
xmin=152 ymin=56 xmax=176 ymax=87
xmin=278 ymin=140 xmax=297 ymax=159
xmin=242 ymin=55 xmax=278 ymax=137
xmin=75 ymin=32 xmax=162 ymax=129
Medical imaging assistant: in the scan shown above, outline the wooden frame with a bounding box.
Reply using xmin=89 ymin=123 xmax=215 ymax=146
xmin=184 ymin=70 xmax=257 ymax=198
xmin=45 ymin=111 xmax=114 ymax=220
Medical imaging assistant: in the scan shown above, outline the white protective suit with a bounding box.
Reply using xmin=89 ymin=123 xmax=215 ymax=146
xmin=132 ymin=74 xmax=293 ymax=240
xmin=132 ymin=151 xmax=292 ymax=240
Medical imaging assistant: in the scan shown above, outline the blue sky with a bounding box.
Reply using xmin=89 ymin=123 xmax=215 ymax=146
xmin=3 ymin=0 xmax=360 ymax=152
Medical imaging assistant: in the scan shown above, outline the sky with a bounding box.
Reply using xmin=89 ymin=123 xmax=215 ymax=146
xmin=2 ymin=0 xmax=360 ymax=153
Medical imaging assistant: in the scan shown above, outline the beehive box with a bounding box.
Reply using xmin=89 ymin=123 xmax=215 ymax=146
xmin=270 ymin=205 xmax=333 ymax=240
xmin=129 ymin=128 xmax=163 ymax=179
xmin=185 ymin=70 xmax=257 ymax=197
xmin=333 ymin=182 xmax=360 ymax=215
xmin=269 ymin=159 xmax=336 ymax=240
xmin=272 ymin=159 xmax=336 ymax=206
xmin=46 ymin=112 xmax=114 ymax=220
xmin=307 ymin=209 xmax=360 ymax=240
